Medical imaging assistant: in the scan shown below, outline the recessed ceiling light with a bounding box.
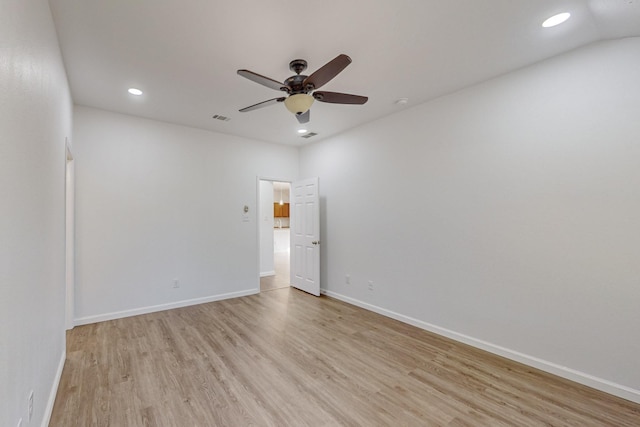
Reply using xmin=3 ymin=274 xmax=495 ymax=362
xmin=297 ymin=129 xmax=308 ymax=134
xmin=542 ymin=12 xmax=571 ymax=28
xmin=128 ymin=88 xmax=143 ymax=96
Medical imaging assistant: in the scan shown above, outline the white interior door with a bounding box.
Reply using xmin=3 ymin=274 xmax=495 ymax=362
xmin=290 ymin=177 xmax=320 ymax=296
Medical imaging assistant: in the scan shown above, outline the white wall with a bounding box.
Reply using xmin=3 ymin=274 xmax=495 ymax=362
xmin=0 ymin=0 xmax=72 ymax=425
xmin=73 ymin=106 xmax=298 ymax=323
xmin=259 ymin=180 xmax=275 ymax=276
xmin=300 ymin=38 xmax=640 ymax=402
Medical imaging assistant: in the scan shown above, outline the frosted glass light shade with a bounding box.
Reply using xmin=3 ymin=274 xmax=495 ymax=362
xmin=284 ymin=94 xmax=314 ymax=114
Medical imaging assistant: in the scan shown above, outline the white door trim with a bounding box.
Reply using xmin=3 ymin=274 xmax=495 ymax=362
xmin=65 ymin=139 xmax=75 ymax=329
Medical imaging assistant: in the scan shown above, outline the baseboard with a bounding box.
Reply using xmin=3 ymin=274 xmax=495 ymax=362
xmin=260 ymin=271 xmax=276 ymax=277
xmin=74 ymin=289 xmax=259 ymax=326
xmin=321 ymin=289 xmax=640 ymax=404
xmin=42 ymin=349 xmax=66 ymax=427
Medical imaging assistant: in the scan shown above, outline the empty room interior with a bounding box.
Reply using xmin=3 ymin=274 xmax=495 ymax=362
xmin=3 ymin=0 xmax=640 ymax=426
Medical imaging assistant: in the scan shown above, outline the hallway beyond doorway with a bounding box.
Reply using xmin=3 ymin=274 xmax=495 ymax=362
xmin=260 ymin=251 xmax=290 ymax=292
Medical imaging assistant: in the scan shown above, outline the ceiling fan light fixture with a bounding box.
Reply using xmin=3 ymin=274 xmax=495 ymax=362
xmin=284 ymin=94 xmax=314 ymax=115
xmin=237 ymin=54 xmax=366 ymax=122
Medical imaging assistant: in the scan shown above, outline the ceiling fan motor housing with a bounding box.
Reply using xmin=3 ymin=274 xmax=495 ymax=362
xmin=284 ymin=74 xmax=309 ymax=94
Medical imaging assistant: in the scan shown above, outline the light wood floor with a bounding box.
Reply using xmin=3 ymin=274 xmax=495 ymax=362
xmin=50 ymin=288 xmax=640 ymax=426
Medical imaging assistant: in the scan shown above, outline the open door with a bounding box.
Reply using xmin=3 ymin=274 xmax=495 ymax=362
xmin=290 ymin=177 xmax=320 ymax=296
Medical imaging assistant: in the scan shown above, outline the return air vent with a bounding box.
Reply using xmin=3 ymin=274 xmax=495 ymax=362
xmin=212 ymin=114 xmax=231 ymax=122
xmin=300 ymin=132 xmax=318 ymax=139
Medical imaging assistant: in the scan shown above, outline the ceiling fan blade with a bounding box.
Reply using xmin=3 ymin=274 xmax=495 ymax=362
xmin=237 ymin=69 xmax=287 ymax=92
xmin=303 ymin=54 xmax=352 ymax=90
xmin=239 ymin=97 xmax=286 ymax=112
xmin=296 ymin=110 xmax=310 ymax=124
xmin=313 ymin=91 xmax=368 ymax=105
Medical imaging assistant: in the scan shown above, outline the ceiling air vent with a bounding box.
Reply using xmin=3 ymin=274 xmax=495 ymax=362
xmin=300 ymin=132 xmax=318 ymax=139
xmin=212 ymin=114 xmax=231 ymax=122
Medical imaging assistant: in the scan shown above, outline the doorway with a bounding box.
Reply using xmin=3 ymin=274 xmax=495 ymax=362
xmin=259 ymin=180 xmax=291 ymax=292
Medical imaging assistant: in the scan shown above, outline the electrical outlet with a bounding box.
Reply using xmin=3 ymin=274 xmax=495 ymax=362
xmin=345 ymin=274 xmax=351 ymax=284
xmin=368 ymin=280 xmax=374 ymax=291
xmin=28 ymin=390 xmax=33 ymax=421
xmin=173 ymin=279 xmax=179 ymax=288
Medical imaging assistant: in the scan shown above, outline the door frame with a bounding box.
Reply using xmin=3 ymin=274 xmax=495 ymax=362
xmin=65 ymin=139 xmax=75 ymax=330
xmin=256 ymin=176 xmax=292 ymax=292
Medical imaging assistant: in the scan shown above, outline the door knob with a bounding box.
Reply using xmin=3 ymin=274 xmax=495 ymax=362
xmin=312 ymin=240 xmax=321 ymax=245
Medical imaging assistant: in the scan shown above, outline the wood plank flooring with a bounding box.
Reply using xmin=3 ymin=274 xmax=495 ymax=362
xmin=50 ymin=288 xmax=640 ymax=426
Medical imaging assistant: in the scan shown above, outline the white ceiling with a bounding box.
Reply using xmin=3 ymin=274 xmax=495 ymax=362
xmin=273 ymin=182 xmax=290 ymax=201
xmin=49 ymin=0 xmax=640 ymax=146
xmin=272 ymin=182 xmax=290 ymax=193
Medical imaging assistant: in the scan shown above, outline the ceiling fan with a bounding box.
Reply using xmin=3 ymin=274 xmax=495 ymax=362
xmin=237 ymin=54 xmax=368 ymax=124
